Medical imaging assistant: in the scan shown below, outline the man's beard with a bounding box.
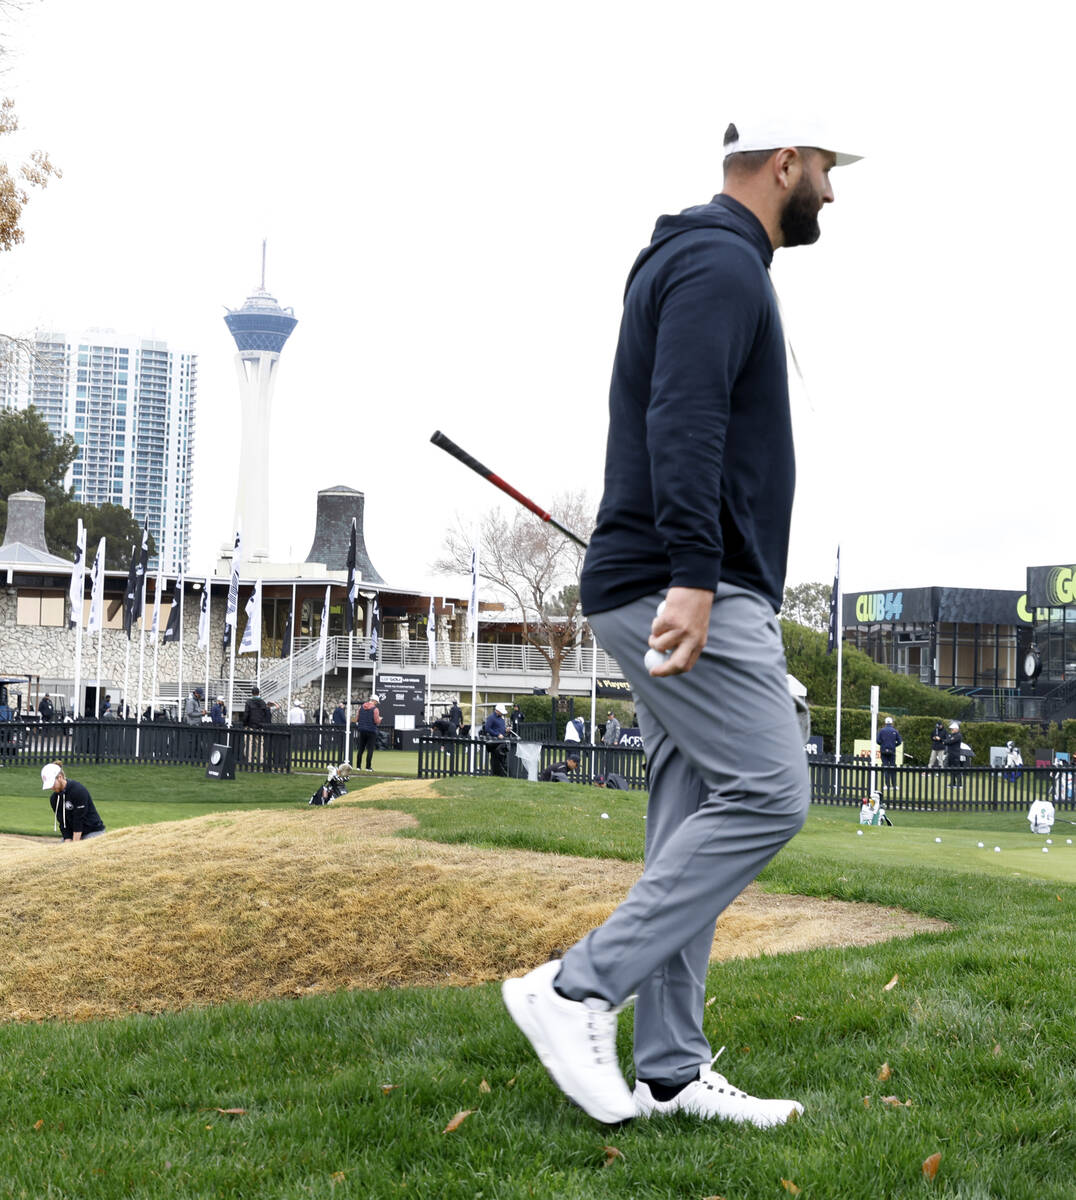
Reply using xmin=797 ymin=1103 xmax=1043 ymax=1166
xmin=779 ymin=174 xmax=822 ymax=247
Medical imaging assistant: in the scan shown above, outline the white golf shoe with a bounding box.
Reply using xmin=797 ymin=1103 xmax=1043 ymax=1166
xmin=634 ymin=1050 xmax=803 ymax=1128
xmin=502 ymin=960 xmax=636 ymax=1124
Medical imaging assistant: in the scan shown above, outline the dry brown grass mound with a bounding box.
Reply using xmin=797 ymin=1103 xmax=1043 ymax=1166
xmin=1 ymin=785 xmax=948 ymax=1022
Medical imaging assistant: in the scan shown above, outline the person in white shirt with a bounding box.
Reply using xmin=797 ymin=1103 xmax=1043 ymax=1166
xmin=1028 ymin=797 xmax=1055 ymax=834
xmin=288 ymin=702 xmax=305 ymax=725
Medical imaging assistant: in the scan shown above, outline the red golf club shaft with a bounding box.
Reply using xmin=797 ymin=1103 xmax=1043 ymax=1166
xmin=430 ymin=430 xmax=589 ymax=549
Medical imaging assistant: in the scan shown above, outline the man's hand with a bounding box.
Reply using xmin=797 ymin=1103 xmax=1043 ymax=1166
xmin=647 ymin=587 xmax=714 ymax=676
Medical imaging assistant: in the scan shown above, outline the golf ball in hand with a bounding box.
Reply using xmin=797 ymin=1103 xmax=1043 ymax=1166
xmin=645 ymin=599 xmax=672 ymax=672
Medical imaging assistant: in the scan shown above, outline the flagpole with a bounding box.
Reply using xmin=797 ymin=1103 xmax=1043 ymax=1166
xmin=204 ymin=576 xmax=211 ymax=714
xmin=136 ymin=572 xmax=147 ymax=753
xmin=123 ymin=636 xmax=131 ymax=720
xmin=256 ymin=574 xmax=263 ymax=691
xmin=151 ymin=585 xmax=161 ymax=719
xmin=470 ymin=531 xmax=480 ymax=774
xmin=589 ymin=624 xmax=598 ymax=744
xmin=835 ymin=548 xmax=844 ymax=762
xmin=177 ymin=577 xmax=184 ymax=722
xmin=73 ymin=591 xmax=83 ymax=719
xmin=345 ymin=629 xmax=354 ymax=762
xmin=286 ymin=582 xmax=296 ymax=717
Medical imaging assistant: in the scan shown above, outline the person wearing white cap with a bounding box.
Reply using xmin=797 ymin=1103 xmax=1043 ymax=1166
xmin=503 ymin=120 xmax=860 ymax=1127
xmin=355 ymin=692 xmax=382 ymax=772
xmin=876 ymin=716 xmax=903 ymax=790
xmin=944 ymin=721 xmax=965 ymax=786
xmin=41 ymin=761 xmax=105 ymax=841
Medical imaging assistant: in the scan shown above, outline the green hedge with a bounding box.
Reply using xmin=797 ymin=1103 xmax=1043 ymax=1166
xmin=781 ymin=620 xmax=973 ymax=719
xmin=512 ymin=695 xmax=635 ymax=739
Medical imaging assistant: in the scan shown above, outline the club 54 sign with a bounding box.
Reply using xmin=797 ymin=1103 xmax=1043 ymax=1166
xmin=853 ymin=591 xmax=904 ymax=622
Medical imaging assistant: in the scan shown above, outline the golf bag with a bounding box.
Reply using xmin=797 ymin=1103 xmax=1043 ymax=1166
xmin=309 ymin=762 xmax=351 ymax=806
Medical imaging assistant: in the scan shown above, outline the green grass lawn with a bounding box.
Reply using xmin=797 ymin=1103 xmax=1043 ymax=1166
xmin=3 ymin=775 xmax=1076 ymax=1198
xmin=0 ymin=753 xmax=419 ymax=837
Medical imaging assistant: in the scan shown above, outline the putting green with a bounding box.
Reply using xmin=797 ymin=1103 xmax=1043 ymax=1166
xmin=799 ymin=810 xmax=1076 ymax=884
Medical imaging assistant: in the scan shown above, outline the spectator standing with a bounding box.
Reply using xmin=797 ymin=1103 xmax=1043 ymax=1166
xmin=288 ymin=701 xmax=305 ymax=724
xmin=511 ymin=703 xmax=525 ymax=732
xmin=927 ymin=721 xmax=947 ymax=770
xmin=242 ymin=686 xmax=271 ymax=728
xmin=355 ymin=693 xmax=382 ymax=772
xmin=876 ymin=716 xmax=902 ymax=789
xmin=41 ymin=762 xmax=105 ymax=841
xmin=184 ymin=687 xmax=206 ymax=725
xmin=482 ymin=703 xmax=510 ymax=777
xmin=99 ymin=693 xmax=114 ymax=719
xmin=945 ymin=721 xmax=965 ymax=787
xmin=38 ymin=693 xmax=54 ymax=721
xmin=448 ymin=698 xmax=463 ymax=736
xmin=332 ymin=702 xmax=346 ymax=727
xmin=602 ymin=711 xmax=622 ymax=747
xmin=211 ymin=697 xmax=227 ymax=725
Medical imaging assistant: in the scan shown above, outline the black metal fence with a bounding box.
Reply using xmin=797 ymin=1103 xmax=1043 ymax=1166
xmin=808 ymin=758 xmax=1074 ymax=813
xmin=417 ymin=737 xmax=649 ymax=789
xmin=0 ymin=719 xmax=301 ymax=774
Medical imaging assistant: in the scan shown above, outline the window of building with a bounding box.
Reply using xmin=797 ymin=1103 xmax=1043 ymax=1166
xmin=16 ymin=590 xmax=65 ymax=627
xmin=76 ymin=385 xmax=87 ymax=398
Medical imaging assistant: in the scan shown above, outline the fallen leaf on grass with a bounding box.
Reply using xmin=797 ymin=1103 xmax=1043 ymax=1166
xmin=883 ymin=974 xmax=899 ymax=992
xmin=213 ymin=1108 xmax=247 ymax=1116
xmin=862 ymin=1096 xmax=870 ymax=1108
xmin=922 ymin=1152 xmax=941 ymax=1181
xmin=881 ymin=1096 xmax=912 ymax=1108
xmin=992 ymin=1045 xmax=1001 ymax=1057
xmin=443 ymin=1110 xmax=476 ymax=1133
xmin=877 ymin=1062 xmax=891 ymax=1081
xmin=701 ymin=1195 xmax=727 ymax=1199
xmin=602 ymin=1146 xmax=624 ymax=1167
xmin=330 ymin=1172 xmax=346 ymax=1183
xmin=506 ymin=1077 xmax=516 ymax=1088
xmin=33 ymin=1120 xmax=44 ymax=1131
xmin=705 ymin=997 xmax=717 ymax=1007
xmin=781 ymin=1180 xmax=801 ymax=1195
xmin=479 ymin=1079 xmax=491 ymax=1094
xmin=789 ymin=1014 xmax=804 ymax=1023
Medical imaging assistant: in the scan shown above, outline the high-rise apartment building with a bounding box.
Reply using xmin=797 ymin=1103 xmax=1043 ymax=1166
xmin=0 ymin=330 xmax=197 ymax=572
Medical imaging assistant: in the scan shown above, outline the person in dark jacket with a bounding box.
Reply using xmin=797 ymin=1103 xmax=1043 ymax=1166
xmin=242 ymin=686 xmax=271 ymax=728
xmin=876 ymin=717 xmax=902 ymax=789
xmin=210 ymin=697 xmax=227 ymax=725
xmin=41 ymin=761 xmax=105 ymax=841
xmin=355 ymin=694 xmax=381 ymax=771
xmin=482 ymin=703 xmax=510 ymax=776
xmin=448 ymin=698 xmax=463 ymax=736
xmin=38 ymin=693 xmax=54 ymax=721
xmin=945 ymin=721 xmax=965 ymax=787
xmin=539 ymin=754 xmax=580 ymax=782
xmin=332 ymin=702 xmax=346 ymax=727
xmin=928 ymin=721 xmax=947 ymax=770
xmin=503 ymin=119 xmax=859 ymax=1129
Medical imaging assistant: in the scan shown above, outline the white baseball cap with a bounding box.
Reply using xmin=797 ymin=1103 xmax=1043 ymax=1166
xmin=495 ymin=703 xmax=507 ymax=715
xmin=884 ymin=716 xmax=893 ymax=725
xmin=41 ymin=762 xmax=63 ymax=790
xmin=723 ymin=119 xmax=862 ymax=166
xmin=949 ymin=721 xmax=960 ymax=730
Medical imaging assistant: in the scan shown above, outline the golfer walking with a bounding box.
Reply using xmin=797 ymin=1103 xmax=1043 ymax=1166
xmin=503 ymin=119 xmax=860 ymax=1126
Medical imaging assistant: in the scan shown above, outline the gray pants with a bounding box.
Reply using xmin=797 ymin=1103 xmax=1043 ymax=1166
xmin=555 ymin=585 xmax=809 ymax=1084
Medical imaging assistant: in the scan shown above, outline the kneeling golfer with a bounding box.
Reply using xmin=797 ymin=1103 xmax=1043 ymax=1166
xmin=503 ymin=118 xmax=859 ymax=1126
xmin=42 ymin=762 xmax=106 ymax=842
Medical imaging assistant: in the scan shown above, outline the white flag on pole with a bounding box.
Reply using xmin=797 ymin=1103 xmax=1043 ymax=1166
xmin=239 ymin=578 xmax=262 ymax=654
xmin=150 ymin=567 xmax=164 ymax=636
xmin=86 ymin=537 xmax=106 ymax=634
xmin=197 ymin=576 xmax=211 ymax=650
xmin=68 ymin=519 xmax=86 ymax=628
xmin=427 ymin=596 xmax=436 ymax=668
xmin=316 ymin=584 xmax=330 ymax=662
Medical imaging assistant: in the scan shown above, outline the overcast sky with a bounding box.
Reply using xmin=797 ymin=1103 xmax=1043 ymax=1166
xmin=0 ymin=0 xmax=1071 ymax=600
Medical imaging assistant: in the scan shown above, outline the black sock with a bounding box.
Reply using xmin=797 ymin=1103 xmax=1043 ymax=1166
xmin=640 ymin=1070 xmax=699 ymax=1102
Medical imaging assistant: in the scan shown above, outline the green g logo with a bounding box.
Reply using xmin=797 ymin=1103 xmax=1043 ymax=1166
xmin=1046 ymin=567 xmax=1076 ymax=606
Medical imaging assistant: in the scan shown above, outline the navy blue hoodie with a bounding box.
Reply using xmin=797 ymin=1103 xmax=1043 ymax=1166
xmin=580 ymin=194 xmax=793 ymax=616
